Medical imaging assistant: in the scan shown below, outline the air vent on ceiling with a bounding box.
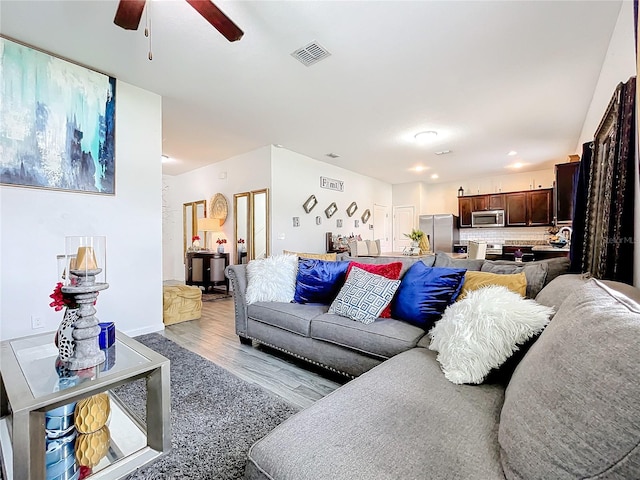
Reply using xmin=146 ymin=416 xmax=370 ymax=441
xmin=291 ymin=41 xmax=331 ymax=67
xmin=325 ymin=152 xmax=340 ymax=159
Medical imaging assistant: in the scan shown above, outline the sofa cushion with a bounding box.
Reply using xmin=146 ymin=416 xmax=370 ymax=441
xmin=459 ymin=271 xmax=527 ymax=299
xmin=391 ymin=263 xmax=467 ymax=329
xmin=248 ymin=302 xmax=328 ymax=337
xmin=346 ymin=261 xmax=403 ymax=317
xmin=429 ymin=286 xmax=553 ymax=384
xmin=499 ymin=279 xmax=640 ymax=479
xmin=245 ymin=348 xmax=506 ymax=480
xmin=283 ymin=250 xmax=337 ymax=261
xmin=293 ymin=259 xmax=351 ymax=304
xmin=310 ymin=313 xmax=425 ymax=359
xmin=328 ymin=267 xmax=401 ymax=324
xmin=434 ymin=252 xmax=484 ymax=271
xmin=246 ymin=254 xmax=298 ymax=304
xmin=480 ymin=260 xmax=548 ymax=298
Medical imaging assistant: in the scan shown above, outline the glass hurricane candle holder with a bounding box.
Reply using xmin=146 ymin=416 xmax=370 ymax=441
xmin=61 ymin=236 xmax=109 ymax=370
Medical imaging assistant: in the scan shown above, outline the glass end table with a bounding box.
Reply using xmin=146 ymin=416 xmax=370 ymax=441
xmin=0 ymin=330 xmax=171 ymax=480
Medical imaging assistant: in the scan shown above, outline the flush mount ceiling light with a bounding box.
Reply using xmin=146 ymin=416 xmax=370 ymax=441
xmin=430 ymin=174 xmax=439 ymax=179
xmin=506 ymin=162 xmax=526 ymax=169
xmin=508 ymin=150 xmax=518 ymax=156
xmin=414 ymin=165 xmax=427 ymax=172
xmin=414 ymin=131 xmax=438 ymax=144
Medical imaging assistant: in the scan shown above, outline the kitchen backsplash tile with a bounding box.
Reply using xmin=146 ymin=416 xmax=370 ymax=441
xmin=460 ymin=226 xmax=550 ymax=244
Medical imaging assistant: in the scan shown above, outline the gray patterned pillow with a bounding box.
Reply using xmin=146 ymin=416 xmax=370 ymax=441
xmin=328 ymin=267 xmax=401 ymax=324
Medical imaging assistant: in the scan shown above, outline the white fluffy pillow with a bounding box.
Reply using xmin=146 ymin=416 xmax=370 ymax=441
xmin=428 ymin=285 xmax=554 ymax=384
xmin=246 ymin=254 xmax=298 ymax=304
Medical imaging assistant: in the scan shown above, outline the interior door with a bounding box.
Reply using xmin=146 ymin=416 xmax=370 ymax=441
xmin=373 ymin=204 xmax=391 ymax=252
xmin=393 ymin=205 xmax=415 ymax=252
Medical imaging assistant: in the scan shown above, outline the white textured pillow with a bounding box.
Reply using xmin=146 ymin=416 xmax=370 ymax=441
xmin=429 ymin=285 xmax=554 ymax=384
xmin=328 ymin=267 xmax=400 ymax=324
xmin=246 ymin=254 xmax=298 ymax=304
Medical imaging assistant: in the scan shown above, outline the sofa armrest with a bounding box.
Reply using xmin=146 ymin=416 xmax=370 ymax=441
xmin=225 ymin=264 xmax=249 ymax=337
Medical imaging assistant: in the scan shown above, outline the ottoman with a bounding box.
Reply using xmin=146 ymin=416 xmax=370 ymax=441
xmin=162 ymin=285 xmax=202 ymax=325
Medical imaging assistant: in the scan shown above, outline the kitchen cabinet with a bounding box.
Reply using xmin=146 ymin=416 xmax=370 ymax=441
xmin=528 ymin=189 xmax=553 ymax=226
xmin=458 ymin=197 xmax=473 ymax=227
xmin=488 ymin=194 xmax=505 ymax=210
xmin=555 ymin=162 xmax=580 ymax=224
xmin=472 ymin=196 xmax=488 ymax=211
xmin=505 ymin=189 xmax=553 ymax=227
xmin=459 ymin=190 xmax=551 ymax=228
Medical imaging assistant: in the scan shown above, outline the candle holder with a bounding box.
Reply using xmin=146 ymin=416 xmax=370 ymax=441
xmin=61 ymin=236 xmax=108 ymax=370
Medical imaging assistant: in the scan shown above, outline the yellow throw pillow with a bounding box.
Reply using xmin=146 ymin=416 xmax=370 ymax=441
xmin=283 ymin=250 xmax=337 ymax=261
xmin=458 ymin=271 xmax=527 ymax=300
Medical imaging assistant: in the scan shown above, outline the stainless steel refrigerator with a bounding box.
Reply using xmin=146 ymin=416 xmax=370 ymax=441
xmin=419 ymin=214 xmax=460 ymax=253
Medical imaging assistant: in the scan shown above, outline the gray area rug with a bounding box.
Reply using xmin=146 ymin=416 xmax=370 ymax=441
xmin=115 ymin=333 xmax=300 ymax=479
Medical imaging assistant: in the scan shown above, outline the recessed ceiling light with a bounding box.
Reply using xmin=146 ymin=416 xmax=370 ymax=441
xmin=508 ymin=150 xmax=518 ymax=156
xmin=414 ymin=166 xmax=426 ymax=172
xmin=414 ymin=131 xmax=438 ymax=144
xmin=431 ymin=174 xmax=439 ymax=179
xmin=435 ymin=150 xmax=451 ymax=155
xmin=326 ymin=152 xmax=340 ymax=158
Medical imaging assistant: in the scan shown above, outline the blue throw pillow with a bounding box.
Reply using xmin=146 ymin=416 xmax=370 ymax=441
xmin=294 ymin=259 xmax=351 ymax=304
xmin=391 ymin=263 xmax=467 ymax=328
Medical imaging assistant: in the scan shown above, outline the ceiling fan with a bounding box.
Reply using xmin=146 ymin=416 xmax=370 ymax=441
xmin=113 ymin=0 xmax=244 ymax=42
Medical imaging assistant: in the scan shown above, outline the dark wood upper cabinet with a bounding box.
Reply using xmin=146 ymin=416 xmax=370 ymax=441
xmin=459 ymin=189 xmax=552 ymax=228
xmin=472 ymin=196 xmax=488 ymax=211
xmin=488 ymin=194 xmax=505 ymax=210
xmin=505 ymin=189 xmax=553 ymax=227
xmin=555 ymin=162 xmax=580 ymax=224
xmin=458 ymin=197 xmax=473 ymax=227
xmin=528 ymin=189 xmax=553 ymax=226
xmin=506 ymin=192 xmax=528 ymax=226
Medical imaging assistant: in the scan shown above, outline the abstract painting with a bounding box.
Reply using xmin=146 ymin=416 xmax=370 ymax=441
xmin=0 ymin=38 xmax=116 ymax=194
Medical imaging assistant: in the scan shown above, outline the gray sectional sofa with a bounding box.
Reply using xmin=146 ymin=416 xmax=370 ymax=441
xmin=226 ymin=255 xmax=640 ymax=480
xmin=225 ymin=253 xmax=567 ymax=378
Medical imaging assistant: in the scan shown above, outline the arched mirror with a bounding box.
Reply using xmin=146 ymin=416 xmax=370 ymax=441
xmin=233 ymin=188 xmax=270 ymax=263
xmin=251 ymin=189 xmax=270 ymax=260
xmin=183 ymin=199 xmax=206 ymax=258
xmin=234 ymin=192 xmax=250 ymax=264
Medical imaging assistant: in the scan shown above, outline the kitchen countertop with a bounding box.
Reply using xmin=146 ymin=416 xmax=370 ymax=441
xmin=532 ymin=245 xmax=570 ymax=252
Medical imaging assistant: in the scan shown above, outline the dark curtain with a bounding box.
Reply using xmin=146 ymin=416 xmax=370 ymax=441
xmin=576 ymin=77 xmax=636 ymax=285
xmin=569 ymin=142 xmax=593 ymax=273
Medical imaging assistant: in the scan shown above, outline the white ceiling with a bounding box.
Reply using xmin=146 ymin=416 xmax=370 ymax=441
xmin=0 ymin=1 xmax=624 ymax=184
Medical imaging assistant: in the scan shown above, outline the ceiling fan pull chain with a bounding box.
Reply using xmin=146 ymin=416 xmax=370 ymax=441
xmin=145 ymin=0 xmax=152 ymax=61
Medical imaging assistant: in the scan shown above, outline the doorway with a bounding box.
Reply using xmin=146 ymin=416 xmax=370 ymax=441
xmin=373 ymin=204 xmax=391 ymax=253
xmin=393 ymin=205 xmax=415 ymax=252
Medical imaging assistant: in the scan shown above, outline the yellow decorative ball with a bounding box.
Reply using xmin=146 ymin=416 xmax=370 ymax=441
xmin=75 ymin=425 xmax=110 ymax=467
xmin=74 ymin=393 xmax=110 ymax=434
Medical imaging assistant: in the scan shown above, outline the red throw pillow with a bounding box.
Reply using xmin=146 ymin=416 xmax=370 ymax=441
xmin=346 ymin=261 xmax=403 ymax=318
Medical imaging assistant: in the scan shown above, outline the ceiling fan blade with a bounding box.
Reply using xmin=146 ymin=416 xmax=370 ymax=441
xmin=185 ymin=0 xmax=244 ymax=42
xmin=113 ymin=0 xmax=146 ymax=30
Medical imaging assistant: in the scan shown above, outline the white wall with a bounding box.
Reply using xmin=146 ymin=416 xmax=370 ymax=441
xmin=271 ymin=148 xmax=392 ymax=254
xmin=577 ymin=1 xmax=636 ymax=149
xmin=162 ymin=146 xmax=271 ymax=280
xmin=0 ymin=81 xmax=163 ymax=340
xmin=395 ymin=168 xmax=555 ymax=216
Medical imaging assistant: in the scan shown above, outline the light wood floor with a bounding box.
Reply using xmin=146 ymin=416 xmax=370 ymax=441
xmin=162 ymin=294 xmax=344 ymax=409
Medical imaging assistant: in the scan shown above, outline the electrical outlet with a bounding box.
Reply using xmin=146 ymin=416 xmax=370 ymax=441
xmin=31 ymin=315 xmax=43 ymax=329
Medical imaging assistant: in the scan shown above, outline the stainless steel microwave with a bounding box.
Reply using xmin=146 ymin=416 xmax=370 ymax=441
xmin=471 ymin=210 xmax=505 ymax=228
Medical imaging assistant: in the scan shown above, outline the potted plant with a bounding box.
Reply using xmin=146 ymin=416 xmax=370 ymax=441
xmin=404 ymin=229 xmax=424 ymax=248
